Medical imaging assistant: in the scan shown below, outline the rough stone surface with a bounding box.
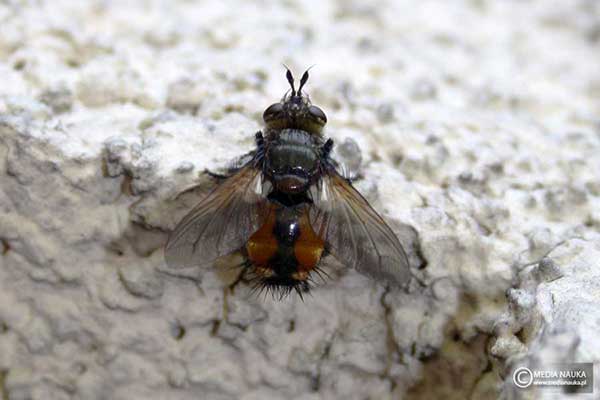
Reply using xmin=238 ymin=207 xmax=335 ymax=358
xmin=1 ymin=1 xmax=599 ymax=399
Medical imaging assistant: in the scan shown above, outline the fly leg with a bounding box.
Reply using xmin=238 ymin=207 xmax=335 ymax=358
xmin=228 ymin=267 xmax=247 ymax=292
xmin=321 ymin=138 xmax=364 ymax=184
xmin=203 ymin=168 xmax=232 ymax=183
xmin=203 ymin=162 xmax=244 ymax=182
xmin=227 ymin=256 xmax=254 ymax=294
xmin=204 ymin=131 xmax=265 ymax=182
xmin=342 ymin=170 xmax=362 ymax=185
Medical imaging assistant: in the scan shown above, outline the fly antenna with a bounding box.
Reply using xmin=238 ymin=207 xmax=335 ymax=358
xmin=283 ymin=64 xmax=296 ymax=96
xmin=298 ymin=65 xmax=315 ymax=95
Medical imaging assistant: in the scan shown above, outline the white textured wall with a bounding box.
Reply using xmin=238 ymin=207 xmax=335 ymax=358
xmin=0 ymin=1 xmax=599 ymax=399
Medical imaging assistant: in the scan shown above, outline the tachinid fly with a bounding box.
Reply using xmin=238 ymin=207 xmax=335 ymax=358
xmin=165 ymin=68 xmax=411 ymax=298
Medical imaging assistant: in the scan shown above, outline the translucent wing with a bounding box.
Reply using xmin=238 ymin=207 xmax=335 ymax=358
xmin=311 ymin=172 xmax=411 ymax=287
xmin=165 ymin=165 xmax=267 ymax=269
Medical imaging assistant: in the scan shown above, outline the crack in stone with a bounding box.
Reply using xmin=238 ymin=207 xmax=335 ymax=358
xmin=0 ymin=369 xmax=8 ymax=400
xmin=379 ymin=286 xmax=405 ymax=392
xmin=310 ymin=333 xmax=334 ymax=392
xmin=1 ymin=239 xmax=10 ymax=255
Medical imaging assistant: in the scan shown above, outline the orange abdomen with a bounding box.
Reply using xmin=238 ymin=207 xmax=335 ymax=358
xmin=244 ymin=205 xmax=325 ymax=282
xmin=294 ymin=211 xmax=325 ymax=273
xmin=245 ymin=208 xmax=278 ymax=267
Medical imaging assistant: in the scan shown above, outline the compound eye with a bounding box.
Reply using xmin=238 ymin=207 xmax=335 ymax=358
xmin=263 ymin=103 xmax=284 ymax=122
xmin=308 ymin=105 xmax=327 ymax=124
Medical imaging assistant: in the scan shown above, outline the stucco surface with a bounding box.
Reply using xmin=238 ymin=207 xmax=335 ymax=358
xmin=0 ymin=1 xmax=599 ymax=399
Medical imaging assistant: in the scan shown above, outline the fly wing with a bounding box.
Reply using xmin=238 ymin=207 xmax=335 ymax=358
xmin=311 ymin=172 xmax=411 ymax=287
xmin=165 ymin=165 xmax=268 ymax=269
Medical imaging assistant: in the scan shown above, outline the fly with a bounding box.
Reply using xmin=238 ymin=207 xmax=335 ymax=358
xmin=165 ymin=68 xmax=411 ymax=299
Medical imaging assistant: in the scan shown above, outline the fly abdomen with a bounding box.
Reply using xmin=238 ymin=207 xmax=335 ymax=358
xmin=244 ymin=205 xmax=324 ymax=291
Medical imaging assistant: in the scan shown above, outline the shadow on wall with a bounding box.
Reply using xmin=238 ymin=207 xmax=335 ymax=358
xmin=406 ymin=293 xmax=504 ymax=400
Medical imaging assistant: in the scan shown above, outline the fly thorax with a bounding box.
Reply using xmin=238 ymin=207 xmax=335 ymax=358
xmin=266 ymin=129 xmax=320 ymax=194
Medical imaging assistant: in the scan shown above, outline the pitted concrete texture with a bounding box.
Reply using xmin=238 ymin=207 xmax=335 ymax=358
xmin=0 ymin=1 xmax=599 ymax=399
